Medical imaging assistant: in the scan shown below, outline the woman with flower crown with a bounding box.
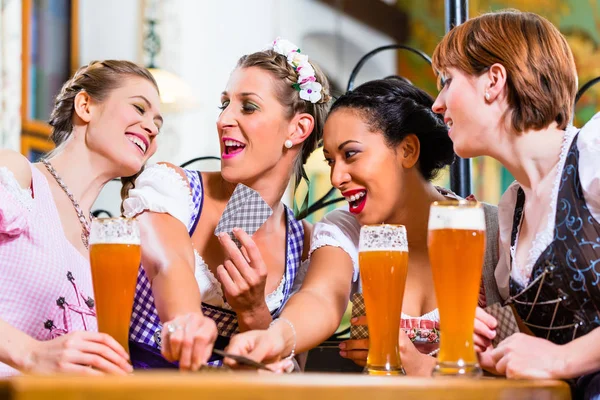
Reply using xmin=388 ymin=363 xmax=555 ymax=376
xmin=121 ymin=38 xmax=331 ymax=371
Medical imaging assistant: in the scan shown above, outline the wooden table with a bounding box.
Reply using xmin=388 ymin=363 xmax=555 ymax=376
xmin=0 ymin=373 xmax=571 ymax=400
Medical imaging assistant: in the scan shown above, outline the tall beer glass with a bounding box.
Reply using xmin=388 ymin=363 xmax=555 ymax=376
xmin=89 ymin=217 xmax=141 ymax=355
xmin=359 ymin=224 xmax=409 ymax=376
xmin=428 ymin=200 xmax=485 ymax=377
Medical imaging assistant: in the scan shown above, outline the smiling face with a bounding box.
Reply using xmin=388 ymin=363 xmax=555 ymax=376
xmin=217 ymin=66 xmax=295 ymax=184
xmin=85 ymin=76 xmax=162 ymax=177
xmin=323 ymin=108 xmax=409 ymax=225
xmin=431 ymin=67 xmax=495 ymax=159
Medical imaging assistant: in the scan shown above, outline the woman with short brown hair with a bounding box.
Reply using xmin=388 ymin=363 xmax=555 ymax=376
xmin=432 ymin=9 xmax=600 ymax=398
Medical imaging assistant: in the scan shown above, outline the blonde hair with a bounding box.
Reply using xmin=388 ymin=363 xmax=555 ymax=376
xmin=236 ymin=50 xmax=331 ymax=188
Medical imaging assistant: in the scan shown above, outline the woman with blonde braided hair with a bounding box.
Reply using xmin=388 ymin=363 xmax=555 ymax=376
xmin=0 ymin=60 xmax=169 ymax=375
xmin=121 ymin=38 xmax=330 ymax=371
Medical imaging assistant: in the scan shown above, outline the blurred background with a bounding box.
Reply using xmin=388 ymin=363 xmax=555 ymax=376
xmin=1 ymin=0 xmax=599 ymax=220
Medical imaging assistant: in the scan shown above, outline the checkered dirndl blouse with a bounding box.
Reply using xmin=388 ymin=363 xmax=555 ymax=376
xmin=0 ymin=165 xmax=97 ymax=376
xmin=128 ymin=169 xmax=304 ymax=368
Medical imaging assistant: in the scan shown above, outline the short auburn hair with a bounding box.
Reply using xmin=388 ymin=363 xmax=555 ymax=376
xmin=432 ymin=9 xmax=577 ymax=132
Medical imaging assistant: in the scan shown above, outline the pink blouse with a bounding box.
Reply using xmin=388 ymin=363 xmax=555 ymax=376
xmin=0 ymin=164 xmax=96 ymax=376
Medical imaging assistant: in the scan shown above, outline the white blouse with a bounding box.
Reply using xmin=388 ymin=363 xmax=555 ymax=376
xmin=495 ymin=113 xmax=600 ymax=299
xmin=122 ymin=163 xmax=302 ymax=312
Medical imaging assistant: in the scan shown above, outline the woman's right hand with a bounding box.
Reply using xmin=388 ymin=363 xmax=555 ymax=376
xmin=161 ymin=312 xmax=218 ymax=371
xmin=23 ymin=331 xmax=132 ymax=375
xmin=474 ymin=307 xmax=497 ymax=353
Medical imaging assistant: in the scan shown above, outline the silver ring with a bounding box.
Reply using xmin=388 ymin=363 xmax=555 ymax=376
xmin=166 ymin=323 xmax=179 ymax=334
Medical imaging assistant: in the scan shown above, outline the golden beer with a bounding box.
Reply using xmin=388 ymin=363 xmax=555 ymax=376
xmin=89 ymin=218 xmax=141 ymax=355
xmin=428 ymin=201 xmax=485 ymax=377
xmin=358 ymin=225 xmax=408 ymax=376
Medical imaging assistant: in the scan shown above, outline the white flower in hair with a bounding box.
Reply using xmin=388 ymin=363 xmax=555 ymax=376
xmin=288 ymin=52 xmax=308 ymax=68
xmin=299 ymin=80 xmax=323 ymax=103
xmin=271 ymin=37 xmax=323 ymax=104
xmin=296 ymin=62 xmax=315 ymax=83
xmin=272 ymin=38 xmax=299 ymax=59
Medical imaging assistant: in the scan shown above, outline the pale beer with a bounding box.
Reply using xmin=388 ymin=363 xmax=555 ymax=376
xmin=428 ymin=201 xmax=485 ymax=376
xmin=358 ymin=225 xmax=408 ymax=376
xmin=89 ymin=218 xmax=141 ymax=355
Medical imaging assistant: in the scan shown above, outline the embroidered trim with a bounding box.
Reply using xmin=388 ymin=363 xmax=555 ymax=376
xmin=42 ymin=271 xmax=96 ymax=338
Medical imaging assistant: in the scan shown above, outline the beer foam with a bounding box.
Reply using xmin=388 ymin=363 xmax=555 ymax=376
xmin=89 ymin=218 xmax=141 ymax=245
xmin=359 ymin=247 xmax=408 ymax=252
xmin=428 ymin=206 xmax=485 ymax=230
xmin=90 ymin=235 xmax=141 ymax=245
xmin=358 ymin=225 xmax=408 ymax=252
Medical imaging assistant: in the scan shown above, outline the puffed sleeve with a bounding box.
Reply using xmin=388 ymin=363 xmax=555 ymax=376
xmin=577 ymin=112 xmax=600 ymax=223
xmin=0 ymin=167 xmax=33 ymax=237
xmin=122 ymin=163 xmax=195 ymax=229
xmin=309 ymin=207 xmax=361 ymax=283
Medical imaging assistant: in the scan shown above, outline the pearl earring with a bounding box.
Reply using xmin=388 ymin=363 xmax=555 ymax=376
xmin=485 ymin=91 xmax=491 ymax=101
xmin=284 ymin=140 xmax=293 ymax=149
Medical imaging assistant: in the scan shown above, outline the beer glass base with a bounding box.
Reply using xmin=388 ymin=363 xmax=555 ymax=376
xmin=432 ymin=361 xmax=482 ymax=377
xmin=363 ymin=365 xmax=405 ymax=376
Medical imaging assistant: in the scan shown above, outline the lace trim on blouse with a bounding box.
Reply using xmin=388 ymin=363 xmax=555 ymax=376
xmin=0 ymin=167 xmax=33 ymax=212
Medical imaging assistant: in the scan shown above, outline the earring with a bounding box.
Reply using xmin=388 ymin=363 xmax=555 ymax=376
xmin=284 ymin=139 xmax=293 ymax=149
xmin=485 ymin=91 xmax=491 ymax=101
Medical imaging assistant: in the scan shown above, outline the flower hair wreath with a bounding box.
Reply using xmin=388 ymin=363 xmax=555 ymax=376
xmin=272 ymin=38 xmax=323 ymax=104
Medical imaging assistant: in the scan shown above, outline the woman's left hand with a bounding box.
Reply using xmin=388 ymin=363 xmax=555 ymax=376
xmin=490 ymin=333 xmax=567 ymax=379
xmin=216 ymin=228 xmax=268 ymax=314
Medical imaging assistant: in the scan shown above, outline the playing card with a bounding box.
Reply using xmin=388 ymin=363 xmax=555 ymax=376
xmin=214 ymin=184 xmax=273 ymax=247
xmin=484 ymin=303 xmax=520 ymax=347
xmin=350 ymin=293 xmax=369 ymax=340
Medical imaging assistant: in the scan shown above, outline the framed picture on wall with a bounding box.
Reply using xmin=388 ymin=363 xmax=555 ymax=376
xmin=21 ymin=0 xmax=79 ymax=146
xmin=21 ymin=133 xmax=55 ymax=162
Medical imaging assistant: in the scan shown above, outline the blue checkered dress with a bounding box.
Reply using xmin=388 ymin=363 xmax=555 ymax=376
xmin=128 ymin=170 xmax=304 ymax=368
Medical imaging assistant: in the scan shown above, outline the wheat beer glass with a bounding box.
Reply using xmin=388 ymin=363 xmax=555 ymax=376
xmin=89 ymin=217 xmax=141 ymax=355
xmin=358 ymin=224 xmax=409 ymax=376
xmin=428 ymin=200 xmax=485 ymax=377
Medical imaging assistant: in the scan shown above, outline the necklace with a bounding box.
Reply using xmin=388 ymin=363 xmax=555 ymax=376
xmin=41 ymin=159 xmax=92 ymax=249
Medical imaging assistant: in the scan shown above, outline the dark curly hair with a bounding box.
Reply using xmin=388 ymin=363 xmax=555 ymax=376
xmin=329 ymin=77 xmax=455 ymax=181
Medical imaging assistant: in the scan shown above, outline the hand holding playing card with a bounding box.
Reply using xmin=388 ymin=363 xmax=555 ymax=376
xmin=474 ymin=303 xmax=522 ymax=375
xmin=214 ymin=184 xmax=273 ymax=247
xmin=216 ymin=228 xmax=268 ymax=314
